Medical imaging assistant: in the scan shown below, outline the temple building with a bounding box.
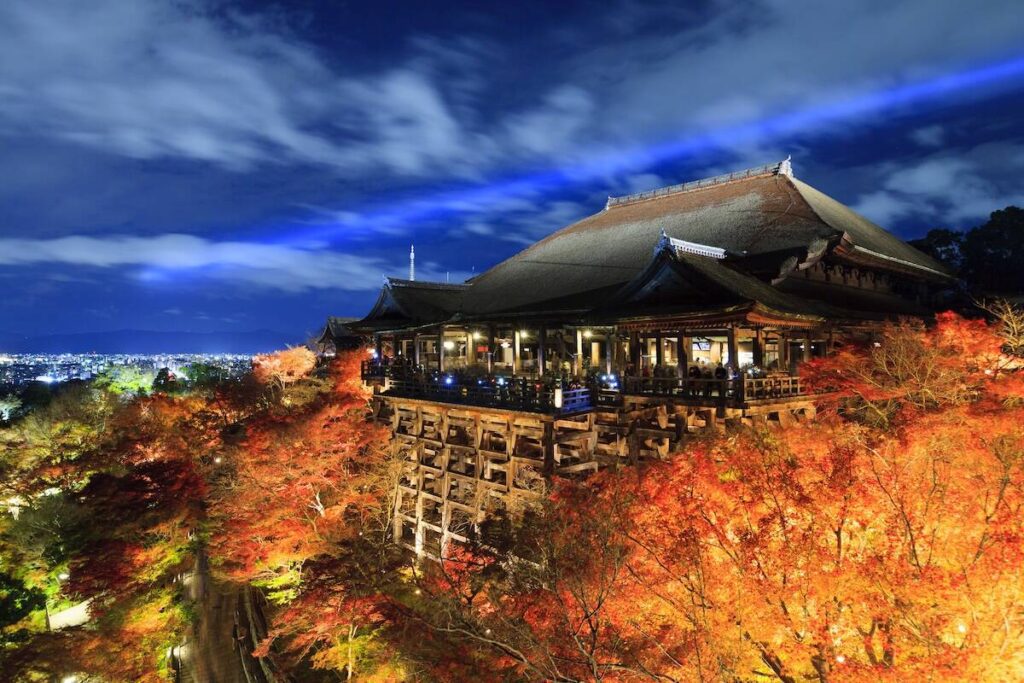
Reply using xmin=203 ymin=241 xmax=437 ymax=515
xmin=314 ymin=317 xmax=363 ymax=356
xmin=350 ymin=159 xmax=954 ymax=558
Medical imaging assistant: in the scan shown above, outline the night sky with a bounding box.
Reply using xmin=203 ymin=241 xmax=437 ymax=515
xmin=3 ymin=0 xmax=1024 ymax=344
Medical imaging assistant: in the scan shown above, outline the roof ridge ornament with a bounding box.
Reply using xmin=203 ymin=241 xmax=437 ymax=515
xmin=655 ymin=229 xmax=727 ymax=260
xmin=778 ymin=154 xmax=793 ymax=178
xmin=606 ymin=157 xmax=795 ymax=208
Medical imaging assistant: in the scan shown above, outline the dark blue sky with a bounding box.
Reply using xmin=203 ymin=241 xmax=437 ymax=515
xmin=2 ymin=0 xmax=1024 ymax=342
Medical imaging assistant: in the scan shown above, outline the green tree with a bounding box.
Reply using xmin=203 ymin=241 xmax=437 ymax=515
xmin=961 ymin=206 xmax=1024 ymax=295
xmin=151 ymin=367 xmax=181 ymax=394
xmin=182 ymin=362 xmax=224 ymax=388
xmin=94 ymin=366 xmax=153 ymax=395
xmin=0 ymin=572 xmax=45 ymax=645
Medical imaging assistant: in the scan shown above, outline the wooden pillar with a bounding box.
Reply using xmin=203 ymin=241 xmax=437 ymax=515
xmin=726 ymin=326 xmax=738 ymax=369
xmin=778 ymin=332 xmax=789 ymax=371
xmin=557 ymin=330 xmax=567 ymax=374
xmin=438 ymin=327 xmax=445 ymax=372
xmin=487 ymin=325 xmax=496 ymax=372
xmin=373 ymin=334 xmax=382 ymax=359
xmin=513 ymin=329 xmax=522 ymax=374
xmin=413 ymin=334 xmax=421 ymax=367
xmin=752 ymin=328 xmax=764 ymax=367
xmin=803 ymin=332 xmax=813 ymax=363
xmin=826 ymin=328 xmax=835 ymax=356
xmin=605 ymin=329 xmax=614 ymax=374
xmin=676 ymin=333 xmax=686 ymax=374
xmin=467 ymin=329 xmax=476 ymax=366
xmin=575 ymin=329 xmax=584 ymax=378
xmin=538 ymin=326 xmax=547 ymax=377
xmin=629 ymin=331 xmax=640 ymax=370
xmin=654 ymin=331 xmax=663 ymax=367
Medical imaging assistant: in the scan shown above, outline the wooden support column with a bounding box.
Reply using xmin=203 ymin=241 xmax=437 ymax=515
xmin=467 ymin=329 xmax=476 ymax=366
xmin=654 ymin=331 xmax=663 ymax=367
xmin=561 ymin=329 xmax=569 ymax=374
xmin=629 ymin=331 xmax=640 ymax=370
xmin=779 ymin=332 xmax=789 ymax=371
xmin=373 ymin=334 xmax=382 ymax=359
xmin=605 ymin=329 xmax=614 ymax=374
xmin=513 ymin=329 xmax=522 ymax=374
xmin=438 ymin=327 xmax=445 ymax=372
xmin=803 ymin=332 xmax=813 ymax=363
xmin=537 ymin=326 xmax=547 ymax=377
xmin=487 ymin=325 xmax=495 ymax=372
xmin=726 ymin=325 xmax=738 ymax=369
xmin=575 ymin=329 xmax=584 ymax=378
xmin=543 ymin=421 xmax=555 ymax=476
xmin=676 ymin=333 xmax=686 ymax=374
xmin=752 ymin=328 xmax=764 ymax=367
xmin=413 ymin=334 xmax=421 ymax=367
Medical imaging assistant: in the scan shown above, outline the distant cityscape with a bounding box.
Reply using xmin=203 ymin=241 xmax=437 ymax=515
xmin=0 ymin=353 xmax=253 ymax=388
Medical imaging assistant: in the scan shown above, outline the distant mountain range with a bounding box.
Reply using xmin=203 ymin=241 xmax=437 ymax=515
xmin=0 ymin=329 xmax=303 ymax=354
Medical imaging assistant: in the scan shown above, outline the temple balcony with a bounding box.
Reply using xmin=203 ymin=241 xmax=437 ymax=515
xmin=362 ymin=360 xmax=810 ymax=414
xmin=616 ymin=374 xmax=806 ymax=405
xmin=362 ymin=361 xmax=590 ymax=414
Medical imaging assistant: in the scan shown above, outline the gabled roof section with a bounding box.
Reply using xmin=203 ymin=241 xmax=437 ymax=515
xmin=317 ymin=316 xmax=360 ymax=343
xmin=458 ymin=158 xmax=951 ymax=318
xmin=601 ymin=242 xmax=829 ymax=324
xmin=351 ymin=278 xmax=466 ymax=332
xmin=791 ymin=178 xmax=953 ymax=279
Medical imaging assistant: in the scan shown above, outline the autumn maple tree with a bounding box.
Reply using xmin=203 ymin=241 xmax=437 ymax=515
xmin=402 ymin=310 xmax=1024 ymax=682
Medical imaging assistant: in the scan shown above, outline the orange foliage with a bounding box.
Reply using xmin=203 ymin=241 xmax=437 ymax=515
xmin=251 ymin=346 xmax=316 ymax=387
xmin=411 ymin=313 xmax=1024 ymax=682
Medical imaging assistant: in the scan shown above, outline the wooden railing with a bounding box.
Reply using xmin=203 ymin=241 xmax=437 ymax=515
xmin=363 ymin=360 xmax=806 ymax=411
xmin=743 ymin=376 xmax=803 ymax=400
xmin=622 ymin=375 xmax=805 ymax=404
xmin=361 ymin=359 xmax=387 ymax=380
xmin=379 ymin=372 xmax=592 ymax=415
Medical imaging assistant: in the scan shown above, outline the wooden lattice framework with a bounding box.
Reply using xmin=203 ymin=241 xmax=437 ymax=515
xmin=373 ymin=392 xmax=816 ymax=559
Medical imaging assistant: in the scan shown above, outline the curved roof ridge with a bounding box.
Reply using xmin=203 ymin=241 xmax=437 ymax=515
xmin=385 ymin=277 xmax=468 ymax=290
xmin=606 ymin=157 xmax=792 ymax=208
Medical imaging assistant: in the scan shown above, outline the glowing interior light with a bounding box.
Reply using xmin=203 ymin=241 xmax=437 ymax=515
xmin=519 ymin=330 xmax=528 ymax=338
xmin=583 ymin=330 xmax=593 ymax=338
xmin=443 ymin=340 xmax=455 ymax=350
xmin=472 ymin=331 xmax=482 ymax=340
xmin=444 ymin=376 xmax=454 ymax=385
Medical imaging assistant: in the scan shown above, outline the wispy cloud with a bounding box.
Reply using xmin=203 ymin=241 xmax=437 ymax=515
xmin=853 ymin=142 xmax=1024 ymax=228
xmin=0 ymin=234 xmax=468 ymax=292
xmin=3 ymin=0 xmax=1023 ymax=188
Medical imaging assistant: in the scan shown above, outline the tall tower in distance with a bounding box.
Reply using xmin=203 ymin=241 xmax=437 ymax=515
xmin=409 ymin=244 xmax=415 ymax=281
